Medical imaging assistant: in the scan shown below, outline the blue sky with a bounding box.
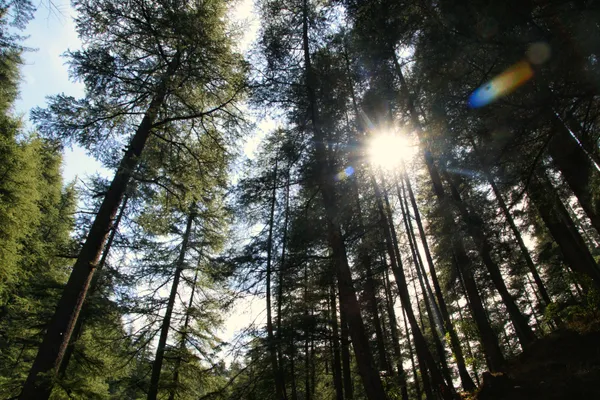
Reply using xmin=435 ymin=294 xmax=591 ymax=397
xmin=14 ymin=0 xmax=264 ymax=184
xmin=15 ymin=1 xmax=105 ymax=183
xmin=12 ymin=0 xmax=268 ymax=355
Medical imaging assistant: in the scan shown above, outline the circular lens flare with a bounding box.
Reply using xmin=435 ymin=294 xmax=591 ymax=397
xmin=368 ymin=132 xmax=416 ymax=170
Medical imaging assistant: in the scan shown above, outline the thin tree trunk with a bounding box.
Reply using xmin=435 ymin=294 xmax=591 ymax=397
xmin=290 ymin=319 xmax=299 ymax=400
xmin=339 ymin=309 xmax=354 ymax=400
xmin=58 ymin=194 xmax=130 ymax=377
xmin=470 ymin=139 xmax=552 ymax=307
xmin=383 ymin=265 xmax=410 ymax=400
xmin=452 ymin=288 xmax=481 ymax=387
xmin=442 ymin=169 xmax=536 ymax=348
xmin=20 ymin=55 xmax=180 ymax=399
xmin=147 ymin=202 xmax=196 ymax=400
xmin=547 ymin=114 xmax=600 ymax=233
xmin=266 ymin=160 xmax=286 ymax=400
xmin=330 ymin=283 xmax=344 ymax=400
xmin=169 ymin=264 xmax=200 ymax=400
xmin=372 ymin=175 xmax=454 ymax=400
xmin=399 ymin=178 xmax=443 ymax=329
xmin=528 ymin=168 xmax=600 ymax=288
xmin=396 ymin=178 xmax=454 ymax=389
xmin=402 ymin=305 xmax=423 ymax=400
xmin=277 ymin=171 xmax=291 ymax=400
xmin=400 ymin=171 xmax=476 ymax=391
xmin=301 ymin=1 xmax=386 ymax=397
xmin=391 ymin=49 xmax=504 ymax=373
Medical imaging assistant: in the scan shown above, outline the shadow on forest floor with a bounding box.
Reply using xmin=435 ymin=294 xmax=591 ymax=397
xmin=468 ymin=328 xmax=600 ymax=399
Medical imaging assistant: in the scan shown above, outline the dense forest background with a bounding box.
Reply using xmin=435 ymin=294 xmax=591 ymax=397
xmin=1 ymin=0 xmax=600 ymax=399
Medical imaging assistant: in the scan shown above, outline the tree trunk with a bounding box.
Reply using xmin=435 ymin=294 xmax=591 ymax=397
xmin=391 ymin=49 xmax=504 ymax=373
xmin=290 ymin=320 xmax=299 ymax=400
xmin=301 ymin=1 xmax=386 ymax=397
xmin=20 ymin=57 xmax=180 ymax=399
xmin=58 ymin=194 xmax=130 ymax=377
xmin=452 ymin=288 xmax=481 ymax=386
xmin=169 ymin=263 xmax=200 ymax=400
xmin=396 ymin=177 xmax=454 ymax=389
xmin=147 ymin=203 xmax=195 ymax=400
xmin=330 ymin=283 xmax=345 ymax=400
xmin=339 ymin=309 xmax=354 ymax=400
xmin=470 ymin=139 xmax=552 ymax=307
xmin=265 ymin=160 xmax=286 ymax=400
xmin=372 ymin=175 xmax=454 ymax=400
xmin=528 ymin=168 xmax=600 ymax=288
xmin=442 ymin=169 xmax=536 ymax=348
xmin=400 ymin=171 xmax=476 ymax=391
xmin=402 ymin=305 xmax=422 ymax=400
xmin=548 ymin=114 xmax=600 ymax=233
xmin=277 ymin=171 xmax=291 ymax=400
xmin=383 ymin=265 xmax=410 ymax=400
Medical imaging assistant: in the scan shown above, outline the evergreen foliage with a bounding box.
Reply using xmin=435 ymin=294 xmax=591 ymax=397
xmin=1 ymin=0 xmax=600 ymax=399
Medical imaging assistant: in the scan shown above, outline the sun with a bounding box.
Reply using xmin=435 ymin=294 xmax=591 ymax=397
xmin=367 ymin=131 xmax=417 ymax=170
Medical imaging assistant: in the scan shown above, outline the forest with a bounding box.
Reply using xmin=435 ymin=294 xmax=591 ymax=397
xmin=1 ymin=0 xmax=600 ymax=399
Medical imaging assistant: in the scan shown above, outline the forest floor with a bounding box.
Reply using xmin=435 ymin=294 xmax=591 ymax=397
xmin=469 ymin=327 xmax=600 ymax=399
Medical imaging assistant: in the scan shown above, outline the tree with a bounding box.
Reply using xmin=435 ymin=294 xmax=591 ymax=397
xmin=21 ymin=0 xmax=246 ymax=396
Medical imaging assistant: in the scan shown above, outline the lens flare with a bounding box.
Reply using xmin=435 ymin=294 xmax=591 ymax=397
xmin=335 ymin=166 xmax=355 ymax=181
xmin=468 ymin=60 xmax=534 ymax=108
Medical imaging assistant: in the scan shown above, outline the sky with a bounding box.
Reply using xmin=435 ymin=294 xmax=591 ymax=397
xmin=14 ymin=0 xmax=267 ymax=363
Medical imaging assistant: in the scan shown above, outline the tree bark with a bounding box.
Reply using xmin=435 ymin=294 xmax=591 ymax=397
xmin=442 ymin=170 xmax=536 ymax=348
xmin=402 ymin=304 xmax=422 ymax=400
xmin=372 ymin=175 xmax=454 ymax=400
xmin=20 ymin=56 xmax=180 ymax=399
xmin=528 ymin=168 xmax=600 ymax=288
xmin=339 ymin=309 xmax=354 ymax=400
xmin=400 ymin=171 xmax=476 ymax=391
xmin=395 ymin=177 xmax=454 ymax=389
xmin=383 ymin=265 xmax=410 ymax=400
xmin=330 ymin=283 xmax=345 ymax=400
xmin=548 ymin=110 xmax=600 ymax=234
xmin=58 ymin=194 xmax=130 ymax=377
xmin=277 ymin=170 xmax=291 ymax=400
xmin=147 ymin=203 xmax=196 ymax=400
xmin=470 ymin=139 xmax=552 ymax=307
xmin=169 ymin=263 xmax=200 ymax=400
xmin=265 ymin=160 xmax=286 ymax=400
xmin=390 ymin=49 xmax=504 ymax=373
xmin=301 ymin=0 xmax=387 ymax=397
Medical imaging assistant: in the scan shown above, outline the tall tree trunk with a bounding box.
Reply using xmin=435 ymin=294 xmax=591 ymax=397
xmin=277 ymin=171 xmax=291 ymax=400
xmin=301 ymin=1 xmax=386 ymax=397
xmin=169 ymin=264 xmax=200 ymax=400
xmin=470 ymin=139 xmax=552 ymax=307
xmin=266 ymin=161 xmax=286 ymax=400
xmin=58 ymin=194 xmax=130 ymax=377
xmin=547 ymin=114 xmax=600 ymax=233
xmin=396 ymin=178 xmax=454 ymax=389
xmin=400 ymin=171 xmax=476 ymax=391
xmin=402 ymin=305 xmax=422 ymax=400
xmin=372 ymin=175 xmax=454 ymax=400
xmin=391 ymin=49 xmax=504 ymax=373
xmin=383 ymin=265 xmax=410 ymax=400
xmin=398 ymin=178 xmax=443 ymax=329
xmin=20 ymin=56 xmax=180 ymax=400
xmin=339 ymin=309 xmax=354 ymax=400
xmin=304 ymin=264 xmax=311 ymax=400
xmin=452 ymin=288 xmax=481 ymax=387
xmin=330 ymin=283 xmax=344 ymax=400
xmin=147 ymin=203 xmax=196 ymax=400
xmin=528 ymin=168 xmax=600 ymax=288
xmin=442 ymin=169 xmax=536 ymax=348
xmin=290 ymin=320 xmax=299 ymax=400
